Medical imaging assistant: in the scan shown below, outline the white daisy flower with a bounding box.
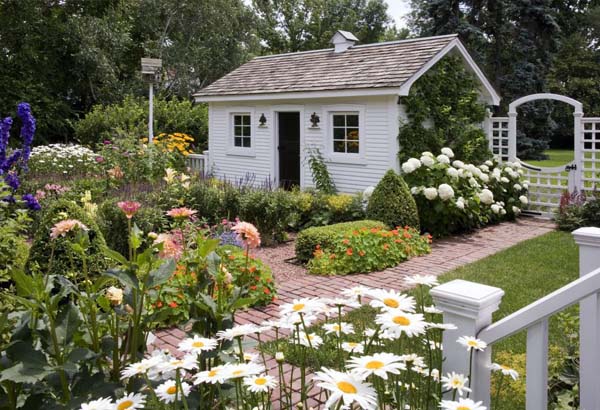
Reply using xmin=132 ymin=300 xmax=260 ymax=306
xmin=441 ymin=372 xmax=471 ymax=396
xmin=404 ymin=274 xmax=439 ymax=287
xmin=431 ymin=368 xmax=440 ymax=381
xmin=440 ymin=398 xmax=486 ymax=410
xmin=314 ymin=368 xmax=378 ymax=410
xmin=243 ymin=374 xmax=277 ymax=393
xmin=341 ymin=342 xmax=364 ymax=354
xmin=375 ymin=310 xmax=427 ymax=338
xmin=280 ymin=298 xmax=325 ymax=316
xmin=491 ymin=363 xmax=519 ymax=380
xmin=178 ymin=336 xmax=218 ymax=354
xmin=216 ymin=323 xmax=260 ymax=340
xmin=193 ymin=364 xmax=232 ymax=384
xmin=398 ymin=354 xmax=426 ymax=368
xmin=278 ymin=313 xmax=318 ymax=329
xmin=341 ymin=286 xmax=371 ymax=300
xmin=120 ymin=356 xmax=163 ymax=379
xmin=159 ymin=355 xmax=198 ymax=373
xmin=457 ymin=336 xmax=487 ymax=351
xmin=225 ymin=362 xmax=265 ymax=379
xmin=156 ymin=380 xmax=191 ymax=403
xmin=295 ymin=332 xmax=323 ymax=348
xmin=78 ymin=397 xmax=113 ymax=410
xmin=368 ymin=289 xmax=415 ymax=312
xmin=323 ymin=322 xmax=355 ymax=336
xmin=243 ymin=352 xmax=259 ymax=363
xmin=114 ymin=393 xmax=146 ymax=410
xmin=326 ymin=298 xmax=361 ymax=308
xmin=424 ymin=305 xmax=443 ymax=314
xmin=428 ymin=323 xmax=457 ymax=331
xmin=347 ymin=352 xmax=406 ymax=380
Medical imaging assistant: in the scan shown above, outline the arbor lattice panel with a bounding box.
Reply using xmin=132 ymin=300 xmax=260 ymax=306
xmin=490 ymin=117 xmax=509 ymax=162
xmin=582 ymin=118 xmax=600 ymax=192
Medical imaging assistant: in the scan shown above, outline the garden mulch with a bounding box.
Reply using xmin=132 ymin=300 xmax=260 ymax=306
xmin=153 ymin=217 xmax=555 ymax=408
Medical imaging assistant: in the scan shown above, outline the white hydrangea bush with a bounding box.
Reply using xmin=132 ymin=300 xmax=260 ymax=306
xmin=29 ymin=143 xmax=100 ymax=176
xmin=401 ymin=148 xmax=528 ymax=236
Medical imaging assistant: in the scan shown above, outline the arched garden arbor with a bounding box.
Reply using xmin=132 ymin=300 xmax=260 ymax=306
xmin=486 ymin=93 xmax=600 ymax=217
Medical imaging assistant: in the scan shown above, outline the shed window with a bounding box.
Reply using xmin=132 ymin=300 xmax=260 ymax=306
xmin=332 ymin=113 xmax=359 ymax=154
xmin=232 ymin=114 xmax=252 ymax=148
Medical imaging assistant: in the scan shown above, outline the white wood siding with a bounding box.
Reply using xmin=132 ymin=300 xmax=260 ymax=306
xmin=208 ymin=95 xmax=399 ymax=192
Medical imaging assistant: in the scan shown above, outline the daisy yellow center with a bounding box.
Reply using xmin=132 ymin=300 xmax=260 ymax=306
xmin=383 ymin=298 xmax=399 ymax=308
xmin=501 ymin=365 xmax=510 ymax=370
xmin=336 ymin=381 xmax=358 ymax=394
xmin=348 ymin=343 xmax=358 ymax=347
xmin=172 ymin=360 xmax=183 ymax=366
xmin=117 ymin=401 xmax=134 ymax=410
xmin=293 ymin=303 xmax=305 ymax=311
xmin=365 ymin=360 xmax=384 ymax=370
xmin=167 ymin=386 xmax=177 ymax=395
xmin=457 ymin=407 xmax=470 ymax=410
xmin=452 ymin=379 xmax=462 ymax=386
xmin=255 ymin=377 xmax=267 ymax=385
xmin=467 ymin=341 xmax=478 ymax=347
xmin=208 ymin=370 xmax=218 ymax=377
xmin=192 ymin=341 xmax=205 ymax=348
xmin=232 ymin=370 xmax=244 ymax=376
xmin=333 ymin=325 xmax=340 ymax=331
xmin=393 ymin=316 xmax=411 ymax=326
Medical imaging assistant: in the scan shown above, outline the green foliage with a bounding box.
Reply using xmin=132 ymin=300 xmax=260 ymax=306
xmin=291 ymin=190 xmax=365 ymax=229
xmin=75 ymin=96 xmax=208 ymax=148
xmin=366 ymin=169 xmax=420 ymax=230
xmin=253 ymin=0 xmax=391 ymax=53
xmin=0 ymin=211 xmax=30 ymax=286
xmin=26 ymin=199 xmax=108 ymax=278
xmin=307 ymin=148 xmax=336 ymax=194
xmin=239 ymin=189 xmax=296 ymax=245
xmin=295 ymin=219 xmax=386 ymax=262
xmin=398 ymin=56 xmax=489 ymax=164
xmin=97 ymin=198 xmax=168 ymax=256
xmin=308 ymin=226 xmax=431 ymax=275
xmin=556 ymin=191 xmax=600 ymax=231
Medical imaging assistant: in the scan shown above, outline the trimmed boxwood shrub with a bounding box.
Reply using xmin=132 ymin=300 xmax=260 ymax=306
xmin=27 ymin=199 xmax=108 ymax=277
xmin=366 ymin=169 xmax=420 ymax=230
xmin=97 ymin=198 xmax=169 ymax=256
xmin=295 ymin=220 xmax=387 ymax=263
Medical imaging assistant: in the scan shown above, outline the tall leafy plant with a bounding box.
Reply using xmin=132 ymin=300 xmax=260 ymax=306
xmin=397 ymin=56 xmax=490 ymax=164
xmin=307 ymin=147 xmax=336 ymax=194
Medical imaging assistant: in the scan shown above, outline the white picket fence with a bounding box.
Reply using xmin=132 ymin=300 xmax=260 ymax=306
xmin=186 ymin=151 xmax=209 ymax=175
xmin=432 ymin=227 xmax=600 ymax=409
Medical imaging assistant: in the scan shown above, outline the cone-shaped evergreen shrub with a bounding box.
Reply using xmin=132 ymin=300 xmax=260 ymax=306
xmin=27 ymin=199 xmax=108 ymax=277
xmin=366 ymin=170 xmax=420 ymax=229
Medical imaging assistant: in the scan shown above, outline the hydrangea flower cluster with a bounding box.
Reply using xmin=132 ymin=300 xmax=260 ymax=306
xmin=401 ymin=148 xmax=529 ymax=236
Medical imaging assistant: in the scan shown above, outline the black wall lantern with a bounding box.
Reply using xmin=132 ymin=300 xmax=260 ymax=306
xmin=259 ymin=113 xmax=267 ymax=127
xmin=310 ymin=112 xmax=320 ymax=128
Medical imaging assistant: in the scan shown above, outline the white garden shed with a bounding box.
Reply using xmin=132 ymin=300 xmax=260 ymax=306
xmin=194 ymin=31 xmax=500 ymax=192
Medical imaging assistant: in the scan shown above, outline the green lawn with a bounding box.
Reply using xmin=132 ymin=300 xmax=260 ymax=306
xmin=527 ymin=149 xmax=574 ymax=167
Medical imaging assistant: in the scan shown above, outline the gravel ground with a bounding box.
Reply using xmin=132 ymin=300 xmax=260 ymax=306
xmin=252 ymin=234 xmax=307 ymax=281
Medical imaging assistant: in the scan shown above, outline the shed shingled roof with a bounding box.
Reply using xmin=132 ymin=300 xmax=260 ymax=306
xmin=194 ymin=34 xmax=459 ymax=97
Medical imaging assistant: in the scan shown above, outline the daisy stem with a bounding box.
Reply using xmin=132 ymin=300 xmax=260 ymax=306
xmin=365 ymin=325 xmax=381 ymax=354
xmin=467 ymin=349 xmax=474 ymax=398
xmin=299 ymin=314 xmax=312 ymax=348
xmin=494 ymin=373 xmax=505 ymax=409
xmin=237 ymin=337 xmax=244 ymax=362
xmin=142 ymin=372 xmax=159 ymax=403
xmin=175 ymin=369 xmax=190 ymax=410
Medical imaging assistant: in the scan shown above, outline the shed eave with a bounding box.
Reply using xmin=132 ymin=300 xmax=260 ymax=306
xmin=194 ymin=87 xmax=401 ymax=103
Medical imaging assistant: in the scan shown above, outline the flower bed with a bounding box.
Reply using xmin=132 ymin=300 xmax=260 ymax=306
xmin=308 ymin=226 xmax=431 ymax=275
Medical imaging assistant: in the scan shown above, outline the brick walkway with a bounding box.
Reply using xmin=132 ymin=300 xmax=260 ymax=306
xmin=154 ymin=217 xmax=554 ymax=407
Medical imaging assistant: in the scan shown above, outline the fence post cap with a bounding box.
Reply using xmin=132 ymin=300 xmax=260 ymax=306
xmin=573 ymin=227 xmax=600 ymax=246
xmin=431 ymin=280 xmax=504 ymax=318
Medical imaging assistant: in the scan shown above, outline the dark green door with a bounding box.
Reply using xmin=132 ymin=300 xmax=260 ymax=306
xmin=278 ymin=112 xmax=301 ymax=188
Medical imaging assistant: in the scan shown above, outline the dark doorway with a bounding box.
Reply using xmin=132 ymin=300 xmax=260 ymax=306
xmin=278 ymin=112 xmax=301 ymax=188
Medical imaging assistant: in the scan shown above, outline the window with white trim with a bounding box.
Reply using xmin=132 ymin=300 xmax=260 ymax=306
xmin=331 ymin=113 xmax=360 ymax=154
xmin=232 ymin=114 xmax=252 ymax=148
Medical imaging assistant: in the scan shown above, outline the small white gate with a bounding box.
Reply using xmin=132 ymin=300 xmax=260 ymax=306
xmin=487 ymin=93 xmax=600 ymax=217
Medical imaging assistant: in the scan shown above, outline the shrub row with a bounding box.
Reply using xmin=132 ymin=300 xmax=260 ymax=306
xmin=295 ymin=220 xmax=387 ymax=263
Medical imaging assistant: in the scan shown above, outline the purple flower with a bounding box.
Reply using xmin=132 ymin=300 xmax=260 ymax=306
xmin=22 ymin=193 xmax=41 ymax=211
xmin=5 ymin=172 xmax=19 ymax=190
xmin=2 ymin=149 xmax=22 ymax=174
xmin=0 ymin=117 xmax=13 ymax=165
xmin=103 ymin=140 xmax=112 ymax=145
xmin=95 ymin=156 xmax=104 ymax=163
xmin=16 ymin=102 xmax=36 ymax=168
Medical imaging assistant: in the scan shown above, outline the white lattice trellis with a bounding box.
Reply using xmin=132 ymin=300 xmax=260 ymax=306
xmin=582 ymin=118 xmax=600 ymax=192
xmin=488 ymin=116 xmax=509 ymax=162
